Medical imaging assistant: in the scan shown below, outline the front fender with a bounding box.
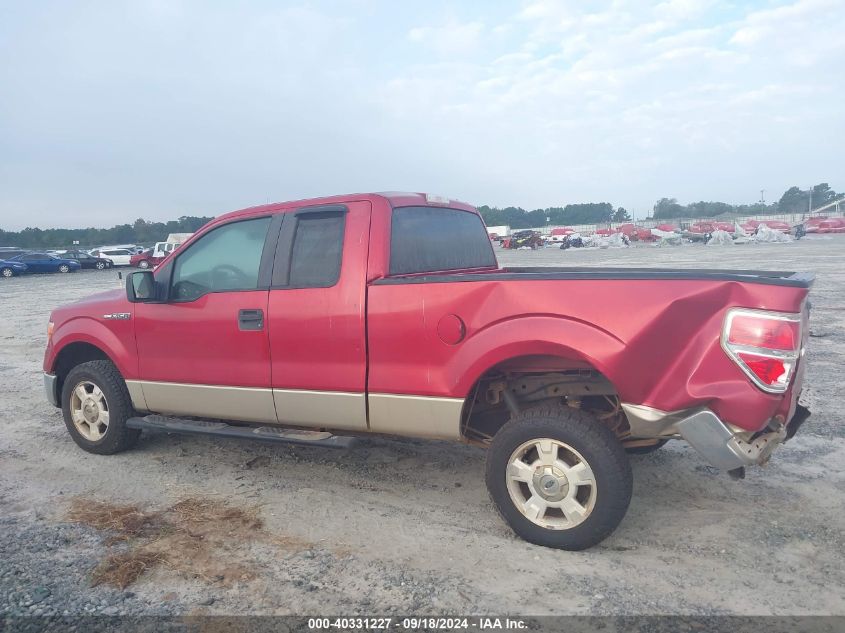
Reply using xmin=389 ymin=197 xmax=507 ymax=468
xmin=46 ymin=316 xmax=138 ymax=379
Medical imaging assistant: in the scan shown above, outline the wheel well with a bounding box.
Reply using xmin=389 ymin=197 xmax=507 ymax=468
xmin=461 ymin=354 xmax=634 ymax=446
xmin=54 ymin=342 xmax=112 ymax=394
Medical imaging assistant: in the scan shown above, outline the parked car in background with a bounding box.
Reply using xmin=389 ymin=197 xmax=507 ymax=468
xmin=130 ymin=249 xmax=156 ymax=269
xmin=90 ymin=248 xmax=133 ymax=266
xmin=502 ymin=230 xmax=544 ymax=249
xmin=8 ymin=253 xmax=81 ymax=274
xmin=91 ymin=244 xmax=140 ymax=253
xmin=546 ymin=227 xmax=575 ymax=243
xmin=60 ymin=250 xmax=115 ymax=270
xmin=130 ymin=248 xmax=157 ymax=269
xmin=0 ymin=248 xmax=30 ymax=259
xmin=0 ymin=259 xmax=28 ymax=278
xmin=131 ymin=235 xmax=193 ymax=268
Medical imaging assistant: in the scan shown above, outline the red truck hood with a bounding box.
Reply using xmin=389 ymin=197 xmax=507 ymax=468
xmin=50 ymin=289 xmax=128 ymax=325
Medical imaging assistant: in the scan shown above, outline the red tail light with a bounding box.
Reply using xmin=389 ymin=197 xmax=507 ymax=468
xmin=727 ymin=314 xmax=799 ymax=351
xmin=722 ymin=309 xmax=802 ymax=393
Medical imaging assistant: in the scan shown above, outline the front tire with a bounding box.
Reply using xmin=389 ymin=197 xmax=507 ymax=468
xmin=1 ymin=267 xmax=13 ymax=278
xmin=138 ymin=260 xmax=150 ymax=269
xmin=61 ymin=360 xmax=140 ymax=455
xmin=58 ymin=264 xmax=70 ymax=273
xmin=95 ymin=261 xmax=106 ymax=270
xmin=486 ymin=404 xmax=632 ymax=550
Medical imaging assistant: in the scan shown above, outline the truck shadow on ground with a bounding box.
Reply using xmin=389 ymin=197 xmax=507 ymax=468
xmin=130 ymin=430 xmax=753 ymax=547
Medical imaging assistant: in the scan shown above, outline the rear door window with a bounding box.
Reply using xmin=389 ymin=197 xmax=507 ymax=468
xmin=288 ymin=213 xmax=345 ymax=288
xmin=389 ymin=206 xmax=496 ymax=275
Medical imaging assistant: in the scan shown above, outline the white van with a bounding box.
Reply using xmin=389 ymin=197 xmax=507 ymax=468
xmin=91 ymin=248 xmax=134 ymax=266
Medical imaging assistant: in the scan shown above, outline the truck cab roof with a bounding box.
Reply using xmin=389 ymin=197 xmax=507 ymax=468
xmin=214 ymin=192 xmax=477 ymax=225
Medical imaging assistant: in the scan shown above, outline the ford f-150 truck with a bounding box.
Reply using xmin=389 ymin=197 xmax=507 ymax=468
xmin=43 ymin=192 xmax=813 ymax=550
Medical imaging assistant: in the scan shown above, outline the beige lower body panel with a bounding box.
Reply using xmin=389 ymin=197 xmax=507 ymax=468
xmin=126 ymin=380 xmax=464 ymax=439
xmin=368 ymin=393 xmax=464 ymax=440
xmin=273 ymin=389 xmax=367 ymax=431
xmin=124 ymin=380 xmax=148 ymax=412
xmin=137 ymin=381 xmax=277 ymax=423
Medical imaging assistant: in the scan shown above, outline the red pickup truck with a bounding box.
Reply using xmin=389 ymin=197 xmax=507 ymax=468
xmin=43 ymin=192 xmax=813 ymax=550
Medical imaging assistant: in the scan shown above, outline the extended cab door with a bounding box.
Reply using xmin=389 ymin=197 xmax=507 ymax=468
xmin=267 ymin=202 xmax=370 ymax=431
xmin=133 ymin=214 xmax=281 ymax=423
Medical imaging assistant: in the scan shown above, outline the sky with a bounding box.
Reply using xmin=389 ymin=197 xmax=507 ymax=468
xmin=1 ymin=0 xmax=843 ymax=230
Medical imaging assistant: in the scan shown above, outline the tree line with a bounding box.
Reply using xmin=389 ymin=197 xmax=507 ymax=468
xmin=1 ymin=182 xmax=840 ymax=246
xmin=652 ymin=183 xmax=838 ymax=219
xmin=478 ymin=203 xmax=631 ymax=230
xmin=480 ymin=183 xmax=840 ymax=227
xmin=0 ymin=216 xmax=214 ymax=249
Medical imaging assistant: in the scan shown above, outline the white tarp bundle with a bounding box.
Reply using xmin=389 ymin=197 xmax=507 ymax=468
xmin=651 ymin=228 xmax=684 ymax=246
xmin=732 ymin=223 xmax=750 ymax=238
xmin=584 ymin=232 xmax=629 ymax=248
xmin=753 ymin=223 xmax=793 ymax=243
xmin=707 ymin=230 xmax=734 ymax=246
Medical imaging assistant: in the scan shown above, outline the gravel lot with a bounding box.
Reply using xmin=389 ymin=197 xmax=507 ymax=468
xmin=1 ymin=236 xmax=843 ymax=617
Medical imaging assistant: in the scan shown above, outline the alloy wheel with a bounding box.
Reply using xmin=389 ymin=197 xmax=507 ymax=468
xmin=506 ymin=438 xmax=597 ymax=530
xmin=69 ymin=381 xmax=110 ymax=441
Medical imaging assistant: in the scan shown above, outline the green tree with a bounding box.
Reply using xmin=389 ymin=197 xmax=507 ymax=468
xmin=653 ymin=198 xmax=685 ymax=219
xmin=811 ymin=183 xmax=837 ymax=208
xmin=613 ymin=207 xmax=631 ymax=222
xmin=778 ymin=186 xmax=807 ymax=214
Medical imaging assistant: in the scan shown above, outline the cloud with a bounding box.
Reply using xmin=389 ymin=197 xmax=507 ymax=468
xmin=408 ymin=20 xmax=485 ymax=57
xmin=0 ymin=0 xmax=843 ymax=229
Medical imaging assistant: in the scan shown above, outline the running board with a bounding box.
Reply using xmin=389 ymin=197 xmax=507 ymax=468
xmin=125 ymin=415 xmax=356 ymax=449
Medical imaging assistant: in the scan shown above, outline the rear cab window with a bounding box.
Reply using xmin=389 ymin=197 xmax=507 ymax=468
xmin=389 ymin=206 xmax=497 ymax=275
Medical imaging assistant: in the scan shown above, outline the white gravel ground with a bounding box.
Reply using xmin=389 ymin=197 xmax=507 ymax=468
xmin=1 ymin=235 xmax=843 ymax=617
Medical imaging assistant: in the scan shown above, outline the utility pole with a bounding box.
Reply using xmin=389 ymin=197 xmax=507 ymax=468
xmin=808 ymin=186 xmax=813 ymax=215
xmin=760 ymin=189 xmax=765 ymax=205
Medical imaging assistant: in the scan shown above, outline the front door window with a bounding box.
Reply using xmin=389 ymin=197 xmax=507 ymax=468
xmin=170 ymin=217 xmax=271 ymax=302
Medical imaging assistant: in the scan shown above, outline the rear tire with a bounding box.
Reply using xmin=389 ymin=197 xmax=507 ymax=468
xmin=95 ymin=261 xmax=106 ymax=270
xmin=1 ymin=267 xmax=13 ymax=278
xmin=486 ymin=404 xmax=632 ymax=550
xmin=61 ymin=360 xmax=141 ymax=455
xmin=138 ymin=260 xmax=150 ymax=269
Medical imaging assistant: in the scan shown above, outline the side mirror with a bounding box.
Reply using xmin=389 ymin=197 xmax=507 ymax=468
xmin=126 ymin=270 xmax=156 ymax=303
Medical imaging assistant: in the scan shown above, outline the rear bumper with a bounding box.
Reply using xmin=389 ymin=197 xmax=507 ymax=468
xmin=44 ymin=373 xmax=60 ymax=408
xmin=623 ymin=402 xmax=810 ymax=471
xmin=676 ymin=410 xmax=785 ymax=470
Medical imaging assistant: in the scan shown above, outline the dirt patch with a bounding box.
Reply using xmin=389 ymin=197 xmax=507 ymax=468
xmin=67 ymin=498 xmax=164 ymax=542
xmin=91 ymin=551 xmax=166 ymax=589
xmin=68 ymin=497 xmax=275 ymax=589
xmin=169 ymin=497 xmax=262 ymax=530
